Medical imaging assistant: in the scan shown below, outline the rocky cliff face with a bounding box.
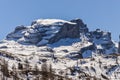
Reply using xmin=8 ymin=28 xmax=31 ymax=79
xmin=6 ymin=19 xmax=88 ymax=46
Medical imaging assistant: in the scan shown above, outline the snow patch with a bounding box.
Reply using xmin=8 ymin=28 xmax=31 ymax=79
xmin=34 ymin=19 xmax=76 ymax=26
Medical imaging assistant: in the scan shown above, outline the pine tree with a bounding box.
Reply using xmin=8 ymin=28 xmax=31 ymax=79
xmin=24 ymin=58 xmax=30 ymax=80
xmin=48 ymin=64 xmax=54 ymax=80
xmin=41 ymin=63 xmax=48 ymax=80
xmin=1 ymin=59 xmax=9 ymax=80
xmin=34 ymin=64 xmax=40 ymax=80
xmin=12 ymin=64 xmax=19 ymax=80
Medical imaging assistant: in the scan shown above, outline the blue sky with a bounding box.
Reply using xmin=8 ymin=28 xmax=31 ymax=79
xmin=0 ymin=0 xmax=120 ymax=41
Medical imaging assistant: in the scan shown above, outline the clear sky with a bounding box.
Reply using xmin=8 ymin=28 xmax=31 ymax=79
xmin=0 ymin=0 xmax=120 ymax=41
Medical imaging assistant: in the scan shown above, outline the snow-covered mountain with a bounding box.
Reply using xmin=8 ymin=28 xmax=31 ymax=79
xmin=0 ymin=18 xmax=120 ymax=80
xmin=6 ymin=18 xmax=117 ymax=56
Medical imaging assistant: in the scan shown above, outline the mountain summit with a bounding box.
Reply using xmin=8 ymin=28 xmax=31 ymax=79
xmin=6 ymin=19 xmax=88 ymax=46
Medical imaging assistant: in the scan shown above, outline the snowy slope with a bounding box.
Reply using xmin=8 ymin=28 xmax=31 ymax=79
xmin=0 ymin=39 xmax=120 ymax=80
